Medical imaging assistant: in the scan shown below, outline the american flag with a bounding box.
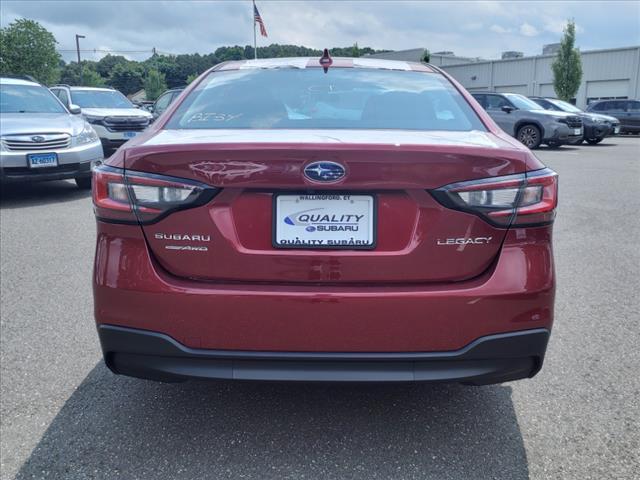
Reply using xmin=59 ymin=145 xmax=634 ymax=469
xmin=254 ymin=3 xmax=268 ymax=37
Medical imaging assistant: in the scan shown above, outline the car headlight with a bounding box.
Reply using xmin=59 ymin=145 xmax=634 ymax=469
xmin=83 ymin=115 xmax=103 ymax=124
xmin=76 ymin=122 xmax=99 ymax=145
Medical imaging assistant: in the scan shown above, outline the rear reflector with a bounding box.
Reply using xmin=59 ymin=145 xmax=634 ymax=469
xmin=92 ymin=165 xmax=219 ymax=224
xmin=430 ymin=168 xmax=558 ymax=227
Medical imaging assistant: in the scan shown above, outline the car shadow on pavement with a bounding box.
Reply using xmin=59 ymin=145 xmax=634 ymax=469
xmin=0 ymin=180 xmax=90 ymax=209
xmin=16 ymin=363 xmax=530 ymax=480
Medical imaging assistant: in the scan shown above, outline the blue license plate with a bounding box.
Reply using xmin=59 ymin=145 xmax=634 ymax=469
xmin=27 ymin=152 xmax=58 ymax=168
xmin=123 ymin=131 xmax=137 ymax=138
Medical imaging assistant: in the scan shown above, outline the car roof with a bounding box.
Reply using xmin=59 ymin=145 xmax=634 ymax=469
xmin=0 ymin=77 xmax=41 ymax=86
xmin=213 ymin=56 xmax=435 ymax=73
xmin=67 ymin=86 xmax=116 ymax=91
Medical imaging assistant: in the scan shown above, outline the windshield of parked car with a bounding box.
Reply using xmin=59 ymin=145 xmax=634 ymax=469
xmin=504 ymin=94 xmax=545 ymax=111
xmin=548 ymin=98 xmax=583 ymax=113
xmin=71 ymin=89 xmax=133 ymax=108
xmin=166 ymin=68 xmax=486 ymax=131
xmin=0 ymin=83 xmax=67 ymax=113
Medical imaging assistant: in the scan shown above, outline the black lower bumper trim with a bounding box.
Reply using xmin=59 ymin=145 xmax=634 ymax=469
xmin=1 ymin=161 xmax=91 ymax=183
xmin=98 ymin=325 xmax=550 ymax=385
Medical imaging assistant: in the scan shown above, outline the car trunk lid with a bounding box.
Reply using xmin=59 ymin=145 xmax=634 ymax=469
xmin=125 ymin=129 xmax=528 ymax=284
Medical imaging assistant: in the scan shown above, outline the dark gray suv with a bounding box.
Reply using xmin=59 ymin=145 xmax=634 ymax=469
xmin=472 ymin=92 xmax=583 ymax=149
xmin=586 ymin=99 xmax=640 ymax=134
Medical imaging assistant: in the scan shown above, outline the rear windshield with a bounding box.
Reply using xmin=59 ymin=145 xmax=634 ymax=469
xmin=504 ymin=94 xmax=545 ymax=111
xmin=71 ymin=90 xmax=133 ymax=109
xmin=548 ymin=98 xmax=582 ymax=113
xmin=0 ymin=84 xmax=66 ymax=114
xmin=165 ymin=68 xmax=486 ymax=131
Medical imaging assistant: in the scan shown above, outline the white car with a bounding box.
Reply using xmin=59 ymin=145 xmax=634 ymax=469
xmin=50 ymin=85 xmax=152 ymax=154
xmin=0 ymin=77 xmax=103 ymax=188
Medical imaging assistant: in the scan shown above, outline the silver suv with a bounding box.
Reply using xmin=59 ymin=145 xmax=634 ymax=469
xmin=0 ymin=77 xmax=103 ymax=188
xmin=50 ymin=85 xmax=152 ymax=154
xmin=471 ymin=92 xmax=583 ymax=149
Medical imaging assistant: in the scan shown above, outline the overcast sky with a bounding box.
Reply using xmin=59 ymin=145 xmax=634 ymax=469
xmin=2 ymin=1 xmax=639 ymax=62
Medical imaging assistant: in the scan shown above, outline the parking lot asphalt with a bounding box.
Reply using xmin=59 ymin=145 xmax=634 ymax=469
xmin=1 ymin=138 xmax=639 ymax=480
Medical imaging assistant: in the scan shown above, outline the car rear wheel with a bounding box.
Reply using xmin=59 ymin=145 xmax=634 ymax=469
xmin=75 ymin=176 xmax=92 ymax=189
xmin=516 ymin=125 xmax=542 ymax=149
xmin=586 ymin=138 xmax=603 ymax=145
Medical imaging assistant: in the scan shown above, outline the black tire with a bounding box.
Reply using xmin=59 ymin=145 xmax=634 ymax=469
xmin=516 ymin=124 xmax=542 ymax=149
xmin=585 ymin=138 xmax=603 ymax=145
xmin=75 ymin=176 xmax=92 ymax=189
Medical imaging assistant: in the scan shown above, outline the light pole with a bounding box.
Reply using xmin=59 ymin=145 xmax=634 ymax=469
xmin=75 ymin=34 xmax=85 ymax=85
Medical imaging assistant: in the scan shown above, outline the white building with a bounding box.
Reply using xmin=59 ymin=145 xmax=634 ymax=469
xmin=368 ymin=46 xmax=640 ymax=109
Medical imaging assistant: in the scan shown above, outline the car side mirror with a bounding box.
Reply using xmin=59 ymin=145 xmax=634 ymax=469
xmin=69 ymin=104 xmax=81 ymax=115
xmin=501 ymin=105 xmax=515 ymax=114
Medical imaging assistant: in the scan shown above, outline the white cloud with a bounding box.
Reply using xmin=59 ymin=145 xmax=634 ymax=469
xmin=520 ymin=22 xmax=540 ymax=37
xmin=542 ymin=18 xmax=584 ymax=35
xmin=461 ymin=22 xmax=483 ymax=31
xmin=490 ymin=24 xmax=512 ymax=34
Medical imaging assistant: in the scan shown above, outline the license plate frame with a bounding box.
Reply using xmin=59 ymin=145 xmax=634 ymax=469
xmin=27 ymin=152 xmax=58 ymax=169
xmin=273 ymin=193 xmax=377 ymax=250
xmin=573 ymin=128 xmax=582 ymax=135
xmin=123 ymin=131 xmax=138 ymax=138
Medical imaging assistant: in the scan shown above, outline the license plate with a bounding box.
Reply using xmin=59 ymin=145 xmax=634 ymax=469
xmin=274 ymin=194 xmax=375 ymax=249
xmin=27 ymin=152 xmax=58 ymax=168
xmin=573 ymin=128 xmax=582 ymax=135
xmin=123 ymin=131 xmax=137 ymax=138
xmin=614 ymin=126 xmax=620 ymax=134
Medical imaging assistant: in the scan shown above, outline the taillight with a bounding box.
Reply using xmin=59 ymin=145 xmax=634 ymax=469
xmin=430 ymin=168 xmax=558 ymax=227
xmin=92 ymin=165 xmax=219 ymax=224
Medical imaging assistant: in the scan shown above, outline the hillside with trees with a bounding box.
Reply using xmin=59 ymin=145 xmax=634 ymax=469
xmin=0 ymin=18 xmax=390 ymax=100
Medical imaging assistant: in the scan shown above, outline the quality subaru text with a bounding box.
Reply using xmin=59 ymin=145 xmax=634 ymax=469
xmin=93 ymin=54 xmax=557 ymax=385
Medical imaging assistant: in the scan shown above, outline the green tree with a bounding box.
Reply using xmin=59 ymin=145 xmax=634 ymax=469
xmin=143 ymin=68 xmax=167 ymax=101
xmin=96 ymin=54 xmax=128 ymax=78
xmin=552 ymin=20 xmax=582 ymax=102
xmin=186 ymin=73 xmax=199 ymax=84
xmin=421 ymin=49 xmax=431 ymax=63
xmin=214 ymin=46 xmax=246 ymax=61
xmin=109 ymin=61 xmax=145 ymax=95
xmin=60 ymin=61 xmax=105 ymax=86
xmin=0 ymin=18 xmax=61 ymax=84
xmin=81 ymin=69 xmax=106 ymax=87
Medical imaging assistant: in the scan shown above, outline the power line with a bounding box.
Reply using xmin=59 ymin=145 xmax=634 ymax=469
xmin=58 ymin=46 xmax=174 ymax=55
xmin=58 ymin=49 xmax=156 ymax=54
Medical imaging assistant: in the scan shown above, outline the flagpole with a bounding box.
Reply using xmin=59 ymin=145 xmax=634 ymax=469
xmin=253 ymin=0 xmax=257 ymax=59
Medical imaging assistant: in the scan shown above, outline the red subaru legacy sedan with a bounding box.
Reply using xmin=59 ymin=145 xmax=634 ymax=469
xmin=92 ymin=56 xmax=557 ymax=384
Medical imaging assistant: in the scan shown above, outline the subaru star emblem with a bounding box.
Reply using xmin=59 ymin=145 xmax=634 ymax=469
xmin=303 ymin=161 xmax=346 ymax=183
xmin=31 ymin=136 xmax=46 ymax=142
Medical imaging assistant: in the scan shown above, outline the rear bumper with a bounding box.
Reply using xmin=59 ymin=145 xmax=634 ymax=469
xmin=94 ymin=223 xmax=554 ymax=355
xmin=99 ymin=324 xmax=550 ymax=384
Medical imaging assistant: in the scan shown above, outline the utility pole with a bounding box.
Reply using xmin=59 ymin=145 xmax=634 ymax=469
xmin=75 ymin=34 xmax=86 ymax=85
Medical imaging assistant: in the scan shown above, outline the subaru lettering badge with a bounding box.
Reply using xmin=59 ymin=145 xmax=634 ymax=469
xmin=303 ymin=161 xmax=346 ymax=183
